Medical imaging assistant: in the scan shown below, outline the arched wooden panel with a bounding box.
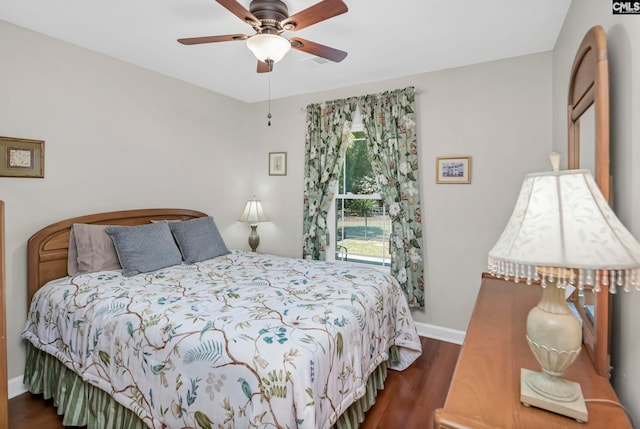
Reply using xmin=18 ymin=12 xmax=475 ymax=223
xmin=567 ymin=25 xmax=611 ymax=378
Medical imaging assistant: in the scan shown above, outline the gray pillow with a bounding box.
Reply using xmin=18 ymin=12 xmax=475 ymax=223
xmin=169 ymin=216 xmax=230 ymax=263
xmin=105 ymin=222 xmax=183 ymax=277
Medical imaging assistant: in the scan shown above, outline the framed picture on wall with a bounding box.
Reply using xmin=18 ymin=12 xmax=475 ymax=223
xmin=269 ymin=152 xmax=287 ymax=176
xmin=436 ymin=156 xmax=471 ymax=184
xmin=0 ymin=136 xmax=45 ymax=178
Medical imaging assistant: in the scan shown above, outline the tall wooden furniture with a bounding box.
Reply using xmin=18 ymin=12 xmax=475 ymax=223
xmin=434 ymin=275 xmax=631 ymax=429
xmin=567 ymin=25 xmax=611 ymax=378
xmin=0 ymin=201 xmax=8 ymax=428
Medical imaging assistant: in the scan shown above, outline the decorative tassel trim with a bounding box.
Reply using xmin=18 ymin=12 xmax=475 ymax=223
xmin=487 ymin=257 xmax=640 ymax=293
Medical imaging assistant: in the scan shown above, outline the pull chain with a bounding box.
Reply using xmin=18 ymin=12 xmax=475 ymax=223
xmin=267 ymin=60 xmax=272 ymax=126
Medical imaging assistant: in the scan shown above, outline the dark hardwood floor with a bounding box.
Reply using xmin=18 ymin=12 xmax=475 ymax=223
xmin=9 ymin=337 xmax=460 ymax=429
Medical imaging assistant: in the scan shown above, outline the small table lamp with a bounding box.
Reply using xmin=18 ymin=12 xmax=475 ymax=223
xmin=238 ymin=196 xmax=269 ymax=252
xmin=488 ymin=160 xmax=640 ymax=422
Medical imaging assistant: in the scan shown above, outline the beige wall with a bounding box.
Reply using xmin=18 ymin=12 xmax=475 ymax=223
xmin=552 ymin=0 xmax=640 ymax=423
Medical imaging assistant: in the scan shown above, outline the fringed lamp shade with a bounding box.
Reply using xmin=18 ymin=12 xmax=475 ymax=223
xmin=488 ymin=169 xmax=640 ymax=293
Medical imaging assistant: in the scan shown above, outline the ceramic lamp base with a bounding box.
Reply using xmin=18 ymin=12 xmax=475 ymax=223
xmin=248 ymin=224 xmax=260 ymax=252
xmin=521 ymin=368 xmax=588 ymax=422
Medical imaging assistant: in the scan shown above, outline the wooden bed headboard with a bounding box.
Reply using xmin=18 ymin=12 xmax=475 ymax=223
xmin=27 ymin=208 xmax=207 ymax=306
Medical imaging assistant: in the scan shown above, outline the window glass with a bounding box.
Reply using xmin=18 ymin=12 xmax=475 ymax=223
xmin=333 ymin=131 xmax=390 ymax=267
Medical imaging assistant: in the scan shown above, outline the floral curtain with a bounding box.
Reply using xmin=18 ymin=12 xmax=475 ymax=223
xmin=302 ymin=87 xmax=424 ymax=308
xmin=358 ymin=87 xmax=424 ymax=307
xmin=302 ymin=97 xmax=359 ymax=261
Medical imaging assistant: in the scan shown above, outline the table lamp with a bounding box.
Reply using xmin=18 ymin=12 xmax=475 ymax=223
xmin=238 ymin=196 xmax=269 ymax=252
xmin=487 ymin=157 xmax=640 ymax=422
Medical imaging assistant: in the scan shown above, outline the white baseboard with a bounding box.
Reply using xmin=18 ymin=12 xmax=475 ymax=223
xmin=415 ymin=321 xmax=466 ymax=345
xmin=8 ymin=375 xmax=28 ymax=399
xmin=7 ymin=323 xmax=464 ymax=399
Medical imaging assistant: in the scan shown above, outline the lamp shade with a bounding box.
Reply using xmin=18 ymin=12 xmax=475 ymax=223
xmin=238 ymin=197 xmax=269 ymax=224
xmin=488 ymin=169 xmax=640 ymax=292
xmin=246 ymin=34 xmax=291 ymax=63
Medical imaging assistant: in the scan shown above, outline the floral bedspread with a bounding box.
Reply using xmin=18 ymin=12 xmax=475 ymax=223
xmin=22 ymin=251 xmax=422 ymax=429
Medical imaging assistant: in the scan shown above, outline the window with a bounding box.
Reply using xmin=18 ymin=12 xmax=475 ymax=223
xmin=327 ymin=131 xmax=391 ymax=267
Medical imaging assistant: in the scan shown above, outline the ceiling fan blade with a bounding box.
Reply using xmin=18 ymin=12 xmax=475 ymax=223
xmin=281 ymin=0 xmax=348 ymax=31
xmin=257 ymin=60 xmax=274 ymax=73
xmin=215 ymin=0 xmax=261 ymax=27
xmin=290 ymin=37 xmax=347 ymax=62
xmin=178 ymin=34 xmax=248 ymax=45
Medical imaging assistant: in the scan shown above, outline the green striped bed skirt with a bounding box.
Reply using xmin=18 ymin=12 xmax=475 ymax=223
xmin=23 ymin=342 xmax=396 ymax=428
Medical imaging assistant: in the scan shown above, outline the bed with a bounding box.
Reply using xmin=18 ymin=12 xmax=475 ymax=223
xmin=22 ymin=208 xmax=422 ymax=428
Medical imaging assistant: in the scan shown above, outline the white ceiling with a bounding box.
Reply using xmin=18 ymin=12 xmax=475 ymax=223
xmin=0 ymin=0 xmax=571 ymax=103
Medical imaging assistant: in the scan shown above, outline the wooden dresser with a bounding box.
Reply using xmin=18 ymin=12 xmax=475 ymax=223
xmin=434 ymin=274 xmax=631 ymax=429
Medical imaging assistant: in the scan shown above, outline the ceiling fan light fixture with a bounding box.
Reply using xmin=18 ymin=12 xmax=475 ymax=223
xmin=247 ymin=33 xmax=291 ymax=63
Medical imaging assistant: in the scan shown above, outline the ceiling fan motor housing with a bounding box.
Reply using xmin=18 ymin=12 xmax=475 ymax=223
xmin=250 ymin=0 xmax=290 ymax=32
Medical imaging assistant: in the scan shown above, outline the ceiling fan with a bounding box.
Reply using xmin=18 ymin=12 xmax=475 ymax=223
xmin=178 ymin=0 xmax=348 ymax=73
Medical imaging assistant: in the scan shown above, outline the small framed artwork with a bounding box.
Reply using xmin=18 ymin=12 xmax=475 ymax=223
xmin=269 ymin=152 xmax=287 ymax=176
xmin=0 ymin=136 xmax=45 ymax=178
xmin=436 ymin=156 xmax=471 ymax=184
